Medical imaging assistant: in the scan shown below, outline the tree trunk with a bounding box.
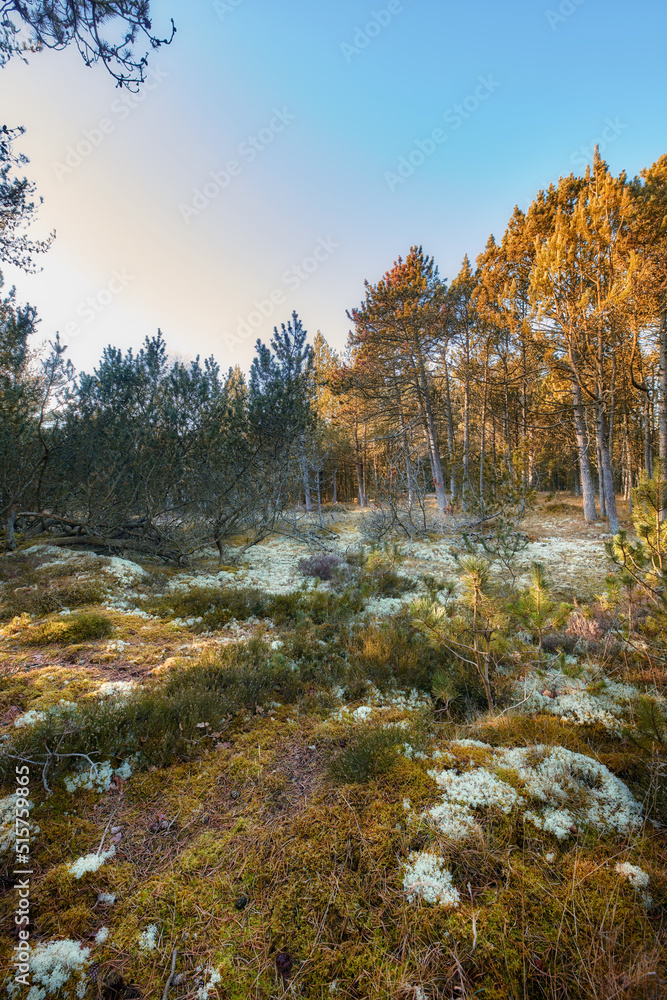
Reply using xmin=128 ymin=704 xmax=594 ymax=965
xmin=570 ymin=378 xmax=597 ymax=521
xmin=660 ymin=306 xmax=667 ymax=467
xmin=362 ymin=424 xmax=367 ymax=507
xmin=479 ymin=345 xmax=490 ymax=505
xmin=354 ymin=422 xmax=365 ymax=506
xmin=597 ymin=443 xmax=606 ymax=516
xmin=442 ymin=351 xmax=456 ymax=498
xmin=415 ymin=351 xmax=447 ymax=511
xmin=463 ymin=375 xmax=471 ymax=497
xmin=5 ymin=508 xmax=16 ymax=552
xmin=622 ymin=406 xmax=633 ymax=501
xmin=596 ymin=402 xmax=619 ymax=533
xmin=645 ymin=391 xmax=653 ymax=476
xmin=396 ymin=390 xmax=416 ymax=506
xmin=301 ymin=441 xmax=312 ymax=512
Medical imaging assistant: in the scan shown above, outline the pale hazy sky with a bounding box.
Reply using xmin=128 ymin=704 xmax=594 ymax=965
xmin=1 ymin=0 xmax=665 ymax=375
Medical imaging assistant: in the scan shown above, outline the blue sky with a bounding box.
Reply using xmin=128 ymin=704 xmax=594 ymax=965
xmin=2 ymin=0 xmax=666 ymax=373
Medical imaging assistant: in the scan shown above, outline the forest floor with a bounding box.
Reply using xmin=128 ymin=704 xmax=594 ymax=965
xmin=0 ymin=493 xmax=665 ymax=1000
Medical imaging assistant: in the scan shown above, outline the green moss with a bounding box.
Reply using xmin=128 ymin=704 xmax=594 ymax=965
xmin=23 ymin=610 xmax=114 ymax=646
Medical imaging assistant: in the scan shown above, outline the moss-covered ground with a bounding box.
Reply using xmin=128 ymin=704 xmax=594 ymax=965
xmin=0 ymin=496 xmax=665 ymax=999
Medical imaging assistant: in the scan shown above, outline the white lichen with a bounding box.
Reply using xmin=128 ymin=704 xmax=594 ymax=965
xmin=68 ymin=847 xmax=116 ymax=879
xmin=7 ymin=939 xmax=91 ymax=1000
xmin=615 ymin=861 xmax=649 ymax=889
xmin=196 ymin=968 xmax=222 ymax=999
xmin=64 ymin=758 xmax=132 ymax=793
xmin=403 ymin=850 xmax=460 ymax=907
xmin=138 ymin=923 xmax=159 ymax=951
xmin=413 ymin=742 xmax=642 ymax=843
xmin=0 ymin=793 xmax=34 ymax=854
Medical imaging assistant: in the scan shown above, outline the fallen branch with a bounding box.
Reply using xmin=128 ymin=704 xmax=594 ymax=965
xmin=162 ymin=949 xmax=179 ymax=1000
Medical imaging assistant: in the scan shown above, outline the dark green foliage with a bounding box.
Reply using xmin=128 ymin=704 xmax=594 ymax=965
xmin=141 ymin=582 xmax=365 ymax=631
xmin=360 ymin=544 xmax=416 ymax=597
xmin=0 ymin=126 xmax=53 ymax=272
xmin=27 ymin=317 xmax=317 ymax=562
xmin=1 ymin=576 xmax=105 ymax=620
xmin=140 ymin=584 xmax=267 ymax=629
xmin=327 ymin=716 xmax=430 ymax=784
xmin=248 ymin=310 xmax=313 ymax=453
xmin=511 ymin=562 xmax=571 ymax=660
xmin=25 ymin=611 xmax=114 ymax=645
xmin=160 ymin=642 xmax=304 ymax=714
xmin=327 ymin=722 xmax=406 ymax=783
xmin=268 ymin=588 xmax=365 ymax=627
xmin=607 ymin=471 xmax=667 ymax=605
xmin=347 ymin=615 xmax=438 ymax=693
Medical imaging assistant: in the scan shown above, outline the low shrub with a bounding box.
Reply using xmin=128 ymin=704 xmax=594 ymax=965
xmin=24 ymin=611 xmax=114 ymax=646
xmin=1 ymin=577 xmax=105 ymax=620
xmin=2 ymin=639 xmax=305 ymax=780
xmin=298 ymin=553 xmax=346 ymax=580
xmin=347 ymin=617 xmax=437 ymax=693
xmin=140 ymin=584 xmax=267 ymax=629
xmin=327 ymin=715 xmax=431 ymax=783
xmin=327 ymin=721 xmax=408 ymax=783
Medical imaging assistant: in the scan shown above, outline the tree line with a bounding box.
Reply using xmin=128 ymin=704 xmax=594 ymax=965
xmin=2 ymin=138 xmax=667 ymax=556
xmin=324 ymin=150 xmax=667 ymax=537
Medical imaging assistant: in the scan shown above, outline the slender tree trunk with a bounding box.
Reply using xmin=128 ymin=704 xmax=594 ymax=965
xmin=570 ymin=378 xmax=597 ymax=521
xmin=596 ymin=402 xmax=619 ymax=533
xmin=301 ymin=439 xmax=312 ymax=512
xmin=354 ymin=421 xmax=365 ymax=506
xmin=502 ymin=354 xmax=512 ymax=478
xmin=644 ymin=392 xmax=653 ymax=476
xmin=597 ymin=444 xmax=606 ymax=516
xmin=521 ymin=340 xmax=529 ymax=492
xmin=660 ymin=306 xmax=667 ymax=468
xmin=316 ymin=466 xmax=323 ymax=526
xmin=415 ymin=352 xmax=447 ymax=510
xmin=5 ymin=507 xmax=16 ymax=552
xmin=463 ymin=373 xmax=471 ymax=496
xmin=333 ymin=467 xmax=337 ymax=504
xmin=396 ymin=389 xmax=416 ymax=506
xmin=362 ymin=423 xmax=367 ymax=507
xmin=623 ymin=407 xmax=633 ymax=502
xmin=442 ymin=351 xmax=456 ymax=498
xmin=479 ymin=371 xmax=488 ymax=507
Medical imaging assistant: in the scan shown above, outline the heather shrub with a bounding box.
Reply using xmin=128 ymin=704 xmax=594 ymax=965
xmin=2 ymin=640 xmax=304 ymax=780
xmin=1 ymin=577 xmax=105 ymax=621
xmin=140 ymin=584 xmax=267 ymax=628
xmin=24 ymin=611 xmax=114 ymax=646
xmin=298 ymin=553 xmax=346 ymax=580
xmin=347 ymin=617 xmax=437 ymax=692
xmin=327 ymin=714 xmax=431 ymax=783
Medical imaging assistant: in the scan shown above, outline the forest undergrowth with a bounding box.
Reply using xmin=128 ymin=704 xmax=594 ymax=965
xmin=0 ymin=491 xmax=665 ymax=1000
